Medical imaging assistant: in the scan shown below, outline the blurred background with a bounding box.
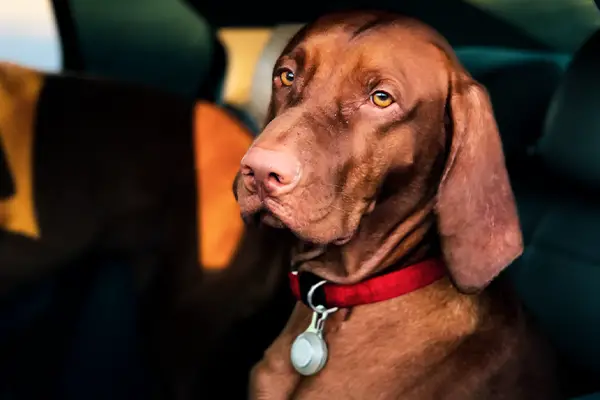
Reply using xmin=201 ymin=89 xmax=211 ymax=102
xmin=2 ymin=0 xmax=600 ymax=399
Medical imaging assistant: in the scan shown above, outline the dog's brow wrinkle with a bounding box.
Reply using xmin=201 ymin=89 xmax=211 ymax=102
xmin=304 ymin=64 xmax=318 ymax=86
xmin=287 ymin=88 xmax=306 ymax=108
xmin=350 ymin=16 xmax=394 ymax=40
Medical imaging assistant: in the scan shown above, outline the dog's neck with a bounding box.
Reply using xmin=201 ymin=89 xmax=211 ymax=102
xmin=291 ymin=172 xmax=442 ymax=285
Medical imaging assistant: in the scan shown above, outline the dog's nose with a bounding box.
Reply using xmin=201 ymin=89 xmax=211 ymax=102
xmin=241 ymin=147 xmax=301 ymax=196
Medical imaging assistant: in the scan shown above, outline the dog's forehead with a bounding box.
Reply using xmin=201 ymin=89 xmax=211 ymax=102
xmin=283 ymin=18 xmax=447 ymax=71
xmin=307 ymin=14 xmax=439 ymax=46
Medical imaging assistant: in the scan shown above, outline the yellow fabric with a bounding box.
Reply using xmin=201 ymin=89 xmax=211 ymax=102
xmin=194 ymin=102 xmax=252 ymax=269
xmin=218 ymin=28 xmax=272 ymax=106
xmin=0 ymin=62 xmax=42 ymax=238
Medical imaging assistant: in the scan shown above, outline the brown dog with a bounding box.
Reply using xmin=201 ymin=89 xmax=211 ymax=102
xmin=234 ymin=11 xmax=560 ymax=400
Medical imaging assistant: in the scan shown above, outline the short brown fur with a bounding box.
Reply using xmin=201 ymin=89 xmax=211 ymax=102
xmin=235 ymin=11 xmax=560 ymax=400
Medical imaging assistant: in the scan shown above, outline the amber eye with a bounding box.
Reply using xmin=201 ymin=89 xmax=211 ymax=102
xmin=280 ymin=70 xmax=295 ymax=86
xmin=371 ymin=91 xmax=394 ymax=108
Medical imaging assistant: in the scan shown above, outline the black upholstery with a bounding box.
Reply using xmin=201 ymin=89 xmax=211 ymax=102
xmin=0 ymin=144 xmax=14 ymax=199
xmin=0 ymin=73 xmax=201 ymax=398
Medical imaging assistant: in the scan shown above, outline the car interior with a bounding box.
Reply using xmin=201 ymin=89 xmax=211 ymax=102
xmin=1 ymin=0 xmax=600 ymax=398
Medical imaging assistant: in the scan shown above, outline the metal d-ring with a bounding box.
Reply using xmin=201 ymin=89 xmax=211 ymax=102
xmin=307 ymin=280 xmax=339 ymax=316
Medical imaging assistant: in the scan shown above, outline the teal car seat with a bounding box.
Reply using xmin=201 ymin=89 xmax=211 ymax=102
xmin=506 ymin=29 xmax=600 ymax=398
xmin=50 ymin=0 xmax=226 ymax=101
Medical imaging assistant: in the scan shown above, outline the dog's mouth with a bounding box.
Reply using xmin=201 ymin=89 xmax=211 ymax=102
xmin=245 ymin=205 xmax=356 ymax=246
xmin=332 ymin=234 xmax=353 ymax=246
xmin=244 ymin=198 xmax=377 ymax=247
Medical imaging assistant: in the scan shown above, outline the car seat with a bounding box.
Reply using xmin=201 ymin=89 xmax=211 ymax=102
xmin=0 ymin=0 xmax=226 ymax=101
xmin=506 ymin=28 xmax=600 ymax=398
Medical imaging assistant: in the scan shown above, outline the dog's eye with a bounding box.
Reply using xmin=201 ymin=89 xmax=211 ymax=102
xmin=279 ymin=70 xmax=295 ymax=86
xmin=371 ymin=91 xmax=394 ymax=108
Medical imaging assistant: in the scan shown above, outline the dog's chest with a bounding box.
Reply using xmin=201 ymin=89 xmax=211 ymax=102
xmin=288 ymin=324 xmax=525 ymax=400
xmin=252 ymin=285 xmax=534 ymax=400
xmin=290 ymin=311 xmax=475 ymax=399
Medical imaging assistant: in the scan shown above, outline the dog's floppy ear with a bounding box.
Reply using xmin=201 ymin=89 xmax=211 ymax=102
xmin=435 ymin=72 xmax=523 ymax=293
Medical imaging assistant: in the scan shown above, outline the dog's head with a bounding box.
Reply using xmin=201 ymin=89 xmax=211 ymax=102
xmin=234 ymin=11 xmax=522 ymax=292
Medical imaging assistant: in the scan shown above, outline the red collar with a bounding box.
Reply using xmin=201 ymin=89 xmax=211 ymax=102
xmin=289 ymin=258 xmax=446 ymax=309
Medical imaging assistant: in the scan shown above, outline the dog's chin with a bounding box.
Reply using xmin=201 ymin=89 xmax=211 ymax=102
xmin=259 ymin=210 xmax=287 ymax=229
xmin=299 ymin=229 xmax=357 ymax=247
xmin=243 ymin=197 xmax=373 ymax=246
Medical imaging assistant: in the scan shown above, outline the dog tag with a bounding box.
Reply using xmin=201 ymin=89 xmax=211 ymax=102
xmin=290 ymin=306 xmax=331 ymax=376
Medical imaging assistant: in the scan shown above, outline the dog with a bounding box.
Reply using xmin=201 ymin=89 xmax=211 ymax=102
xmin=233 ymin=11 xmax=561 ymax=400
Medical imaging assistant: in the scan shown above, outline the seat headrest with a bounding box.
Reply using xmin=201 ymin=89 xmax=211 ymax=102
xmin=537 ymin=29 xmax=600 ymax=188
xmin=455 ymin=48 xmax=567 ymax=159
